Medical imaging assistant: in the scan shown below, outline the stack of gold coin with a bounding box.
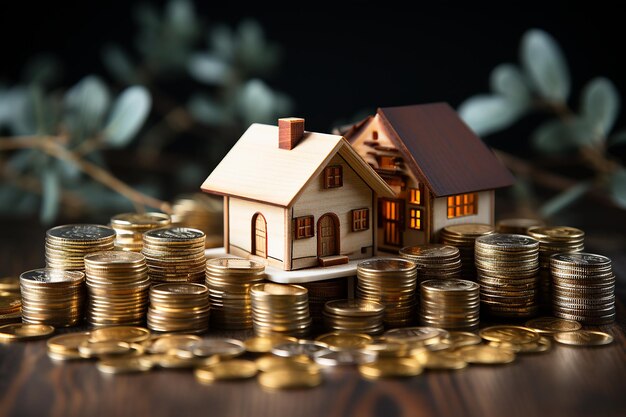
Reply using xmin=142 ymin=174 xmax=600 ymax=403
xmin=142 ymin=227 xmax=206 ymax=284
xmin=440 ymin=223 xmax=495 ymax=279
xmin=551 ymin=253 xmax=615 ymax=325
xmin=496 ymin=218 xmax=545 ymax=234
xmin=475 ymin=233 xmax=540 ymax=318
xmin=84 ymin=251 xmax=150 ymax=327
xmin=19 ymin=269 xmax=85 ymax=327
xmin=148 ymin=283 xmax=210 ymax=333
xmin=250 ymin=283 xmax=312 ymax=338
xmin=45 ymin=224 xmax=116 ymax=271
xmin=356 ymin=258 xmax=418 ymax=328
xmin=323 ymin=299 xmax=385 ymax=335
xmin=110 ymin=212 xmax=171 ymax=252
xmin=419 ymin=279 xmax=480 ymax=330
xmin=299 ymin=278 xmax=348 ymax=329
xmin=171 ymin=194 xmax=223 ymax=248
xmin=0 ymin=276 xmax=20 ymax=294
xmin=1 ymin=279 xmax=22 ymax=324
xmin=399 ymin=244 xmax=462 ymax=282
xmin=527 ymin=226 xmax=585 ymax=311
xmin=205 ymin=258 xmax=265 ymax=330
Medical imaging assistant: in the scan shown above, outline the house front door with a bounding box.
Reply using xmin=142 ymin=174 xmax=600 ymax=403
xmin=252 ymin=213 xmax=267 ymax=258
xmin=317 ymin=213 xmax=339 ymax=257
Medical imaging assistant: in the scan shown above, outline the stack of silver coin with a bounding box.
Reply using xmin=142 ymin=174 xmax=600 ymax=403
xmin=399 ymin=244 xmax=462 ymax=282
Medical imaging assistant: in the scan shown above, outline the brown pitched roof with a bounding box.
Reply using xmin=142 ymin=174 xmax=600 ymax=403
xmin=377 ymin=103 xmax=515 ymax=197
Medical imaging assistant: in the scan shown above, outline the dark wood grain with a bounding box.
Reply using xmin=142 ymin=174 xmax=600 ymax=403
xmin=1 ymin=217 xmax=625 ymax=417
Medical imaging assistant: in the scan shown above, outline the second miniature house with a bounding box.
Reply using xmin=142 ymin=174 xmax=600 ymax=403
xmin=340 ymin=103 xmax=515 ymax=252
xmin=201 ymin=118 xmax=394 ymax=271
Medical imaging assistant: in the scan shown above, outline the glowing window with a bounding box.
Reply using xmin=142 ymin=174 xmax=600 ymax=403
xmin=447 ymin=193 xmax=478 ymax=218
xmin=409 ymin=208 xmax=423 ymax=230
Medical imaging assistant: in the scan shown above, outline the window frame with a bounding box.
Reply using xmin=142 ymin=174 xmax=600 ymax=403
xmin=447 ymin=192 xmax=478 ymax=218
xmin=294 ymin=215 xmax=314 ymax=239
xmin=409 ymin=183 xmax=424 ymax=205
xmin=408 ymin=207 xmax=423 ymax=230
xmin=351 ymin=208 xmax=370 ymax=232
xmin=324 ymin=165 xmax=343 ymax=189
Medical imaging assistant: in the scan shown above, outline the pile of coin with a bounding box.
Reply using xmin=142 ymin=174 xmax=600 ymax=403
xmin=205 ymin=258 xmax=265 ymax=329
xmin=250 ymin=283 xmax=312 ymax=338
xmin=527 ymin=226 xmax=585 ymax=311
xmin=440 ymin=223 xmax=495 ymax=279
xmin=299 ymin=278 xmax=348 ymax=329
xmin=419 ymin=279 xmax=480 ymax=330
xmin=148 ymin=283 xmax=210 ymax=333
xmin=323 ymin=299 xmax=385 ymax=335
xmin=110 ymin=212 xmax=171 ymax=252
xmin=142 ymin=227 xmax=206 ymax=284
xmin=0 ymin=281 xmax=22 ymax=325
xmin=496 ymin=218 xmax=544 ymax=234
xmin=19 ymin=269 xmax=85 ymax=327
xmin=475 ymin=233 xmax=540 ymax=318
xmin=171 ymin=194 xmax=223 ymax=248
xmin=551 ymin=253 xmax=615 ymax=325
xmin=45 ymin=224 xmax=116 ymax=271
xmin=356 ymin=258 xmax=418 ymax=328
xmin=84 ymin=251 xmax=150 ymax=327
xmin=399 ymin=244 xmax=462 ymax=282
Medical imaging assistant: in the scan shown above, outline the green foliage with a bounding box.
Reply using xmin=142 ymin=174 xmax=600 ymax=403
xmin=459 ymin=28 xmax=626 ymax=217
xmin=103 ymin=86 xmax=151 ymax=147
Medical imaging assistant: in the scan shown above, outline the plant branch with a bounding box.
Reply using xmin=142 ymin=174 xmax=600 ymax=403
xmin=0 ymin=136 xmax=172 ymax=213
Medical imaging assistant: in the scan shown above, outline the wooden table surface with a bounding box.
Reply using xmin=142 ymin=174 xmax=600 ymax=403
xmin=1 ymin=217 xmax=625 ymax=417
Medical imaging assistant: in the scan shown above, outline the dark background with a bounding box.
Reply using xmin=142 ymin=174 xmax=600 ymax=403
xmin=2 ymin=1 xmax=625 ymax=133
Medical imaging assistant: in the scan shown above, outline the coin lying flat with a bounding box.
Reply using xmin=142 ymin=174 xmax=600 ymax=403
xmin=195 ymin=359 xmax=258 ymax=383
xmin=313 ymin=349 xmax=377 ymax=367
xmin=271 ymin=340 xmax=328 ymax=358
xmin=255 ymin=355 xmax=317 ymax=373
xmin=89 ymin=326 xmax=151 ymax=344
xmin=384 ymin=327 xmax=448 ymax=345
xmin=186 ymin=338 xmax=245 ymax=358
xmin=413 ymin=350 xmax=467 ymax=370
xmin=358 ymin=358 xmax=423 ymax=379
xmin=0 ymin=323 xmax=55 ymax=341
xmin=244 ymin=335 xmax=298 ymax=353
xmin=96 ymin=356 xmax=153 ymax=374
xmin=315 ymin=332 xmax=372 ymax=350
xmin=47 ymin=332 xmax=91 ymax=354
xmin=147 ymin=334 xmax=202 ymax=354
xmin=479 ymin=326 xmax=540 ymax=344
xmin=524 ymin=317 xmax=581 ymax=334
xmin=553 ymin=330 xmax=613 ymax=346
xmin=446 ymin=332 xmax=482 ymax=348
xmin=456 ymin=345 xmax=516 ymax=364
xmin=257 ymin=369 xmax=322 ymax=390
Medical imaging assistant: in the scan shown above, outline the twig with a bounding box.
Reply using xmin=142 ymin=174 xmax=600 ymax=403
xmin=0 ymin=136 xmax=172 ymax=213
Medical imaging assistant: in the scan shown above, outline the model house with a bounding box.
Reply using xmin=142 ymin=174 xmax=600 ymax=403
xmin=201 ymin=118 xmax=394 ymax=271
xmin=340 ymin=103 xmax=515 ymax=252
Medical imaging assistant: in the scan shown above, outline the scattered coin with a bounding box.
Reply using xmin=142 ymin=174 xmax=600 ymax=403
xmin=413 ymin=350 xmax=468 ymax=370
xmin=146 ymin=334 xmax=202 ymax=354
xmin=553 ymin=330 xmax=614 ymax=347
xmin=255 ymin=355 xmax=317 ymax=373
xmin=524 ymin=317 xmax=582 ymax=335
xmin=0 ymin=323 xmax=55 ymax=341
xmin=358 ymin=358 xmax=423 ymax=379
xmin=257 ymin=369 xmax=322 ymax=390
xmin=446 ymin=332 xmax=482 ymax=348
xmin=479 ymin=326 xmax=540 ymax=344
xmin=89 ymin=326 xmax=151 ymax=344
xmin=271 ymin=340 xmax=329 ymax=358
xmin=187 ymin=338 xmax=245 ymax=359
xmin=195 ymin=359 xmax=258 ymax=383
xmin=78 ymin=341 xmax=131 ymax=358
xmin=456 ymin=345 xmax=516 ymax=365
xmin=96 ymin=356 xmax=153 ymax=374
xmin=244 ymin=335 xmax=298 ymax=353
xmin=383 ymin=327 xmax=449 ymax=346
xmin=313 ymin=349 xmax=377 ymax=367
xmin=315 ymin=332 xmax=372 ymax=350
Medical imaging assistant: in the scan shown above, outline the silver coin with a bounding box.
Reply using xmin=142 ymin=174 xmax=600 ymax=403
xmin=271 ymin=340 xmax=329 ymax=358
xmin=47 ymin=224 xmax=115 ymax=241
xmin=186 ymin=338 xmax=245 ymax=358
xmin=313 ymin=349 xmax=377 ymax=366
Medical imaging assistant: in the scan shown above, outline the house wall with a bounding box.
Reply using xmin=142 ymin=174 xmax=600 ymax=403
xmin=432 ymin=190 xmax=494 ymax=241
xmin=228 ymin=197 xmax=286 ymax=269
xmin=291 ymin=153 xmax=374 ymax=270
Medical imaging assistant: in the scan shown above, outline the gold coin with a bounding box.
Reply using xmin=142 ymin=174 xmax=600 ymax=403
xmin=446 ymin=332 xmax=482 ymax=348
xmin=47 ymin=332 xmax=91 ymax=354
xmin=48 ymin=350 xmax=83 ymax=361
xmin=479 ymin=325 xmax=540 ymax=344
xmin=358 ymin=358 xmax=423 ymax=379
xmin=0 ymin=277 xmax=20 ymax=292
xmin=315 ymin=332 xmax=372 ymax=350
xmin=78 ymin=341 xmax=131 ymax=358
xmin=384 ymin=327 xmax=448 ymax=345
xmin=257 ymin=369 xmax=322 ymax=390
xmin=244 ymin=335 xmax=298 ymax=353
xmin=0 ymin=323 xmax=55 ymax=341
xmin=96 ymin=356 xmax=153 ymax=374
xmin=413 ymin=350 xmax=468 ymax=370
xmin=553 ymin=330 xmax=614 ymax=346
xmin=524 ymin=317 xmax=582 ymax=334
xmin=89 ymin=326 xmax=151 ymax=343
xmin=457 ymin=345 xmax=515 ymax=364
xmin=147 ymin=334 xmax=202 ymax=354
xmin=363 ymin=341 xmax=409 ymax=358
xmin=255 ymin=355 xmax=317 ymax=373
xmin=195 ymin=359 xmax=258 ymax=383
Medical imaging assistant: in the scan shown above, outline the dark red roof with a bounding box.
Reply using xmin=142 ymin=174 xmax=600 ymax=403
xmin=377 ymin=103 xmax=515 ymax=197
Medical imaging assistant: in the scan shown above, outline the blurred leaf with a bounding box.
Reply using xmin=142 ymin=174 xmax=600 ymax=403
xmin=609 ymin=169 xmax=626 ymax=208
xmin=22 ymin=54 xmax=62 ymax=86
xmin=7 ymin=149 xmax=36 ymax=173
xmin=521 ymin=29 xmax=570 ymax=102
xmin=210 ymin=25 xmax=235 ymax=61
xmin=458 ymin=94 xmax=527 ymax=136
xmin=55 ymin=158 xmax=81 ymax=182
xmin=490 ymin=64 xmax=530 ymax=102
xmin=165 ymin=0 xmax=197 ymax=40
xmin=237 ymin=79 xmax=292 ymax=125
xmin=102 ymin=45 xmax=138 ymax=84
xmin=532 ymin=118 xmax=596 ymax=153
xmin=540 ymin=182 xmax=591 ymax=217
xmin=40 ymin=166 xmax=60 ymax=224
xmin=188 ymin=94 xmax=229 ymax=125
xmin=608 ymin=130 xmax=626 ymax=147
xmin=134 ymin=3 xmax=160 ymax=32
xmin=188 ymin=54 xmax=230 ymax=85
xmin=1 ymin=87 xmax=33 ymax=134
xmin=580 ymin=77 xmax=620 ymax=138
xmin=64 ymin=76 xmax=111 ymax=139
xmin=103 ymin=86 xmax=151 ymax=147
xmin=236 ymin=20 xmax=280 ymax=75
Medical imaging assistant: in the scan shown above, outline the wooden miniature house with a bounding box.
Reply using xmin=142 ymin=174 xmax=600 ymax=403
xmin=201 ymin=118 xmax=394 ymax=271
xmin=341 ymin=103 xmax=515 ymax=253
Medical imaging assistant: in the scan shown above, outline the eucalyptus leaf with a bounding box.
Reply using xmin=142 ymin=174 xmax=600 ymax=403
xmin=40 ymin=167 xmax=60 ymax=224
xmin=165 ymin=0 xmax=197 ymax=40
xmin=188 ymin=54 xmax=230 ymax=85
xmin=608 ymin=130 xmax=626 ymax=147
xmin=458 ymin=94 xmax=527 ymax=136
xmin=532 ymin=118 xmax=596 ymax=153
xmin=237 ymin=79 xmax=281 ymax=124
xmin=609 ymin=169 xmax=626 ymax=208
xmin=188 ymin=94 xmax=228 ymax=125
xmin=236 ymin=20 xmax=279 ymax=74
xmin=102 ymin=45 xmax=138 ymax=84
xmin=22 ymin=54 xmax=62 ymax=86
xmin=103 ymin=86 xmax=151 ymax=147
xmin=521 ymin=29 xmax=570 ymax=102
xmin=580 ymin=77 xmax=620 ymax=139
xmin=540 ymin=182 xmax=591 ymax=218
xmin=3 ymin=87 xmax=35 ymax=135
xmin=210 ymin=25 xmax=235 ymax=61
xmin=489 ymin=64 xmax=530 ymax=102
xmin=64 ymin=75 xmax=111 ymax=139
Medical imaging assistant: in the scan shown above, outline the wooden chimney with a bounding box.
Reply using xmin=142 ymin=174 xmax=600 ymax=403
xmin=278 ymin=117 xmax=305 ymax=150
